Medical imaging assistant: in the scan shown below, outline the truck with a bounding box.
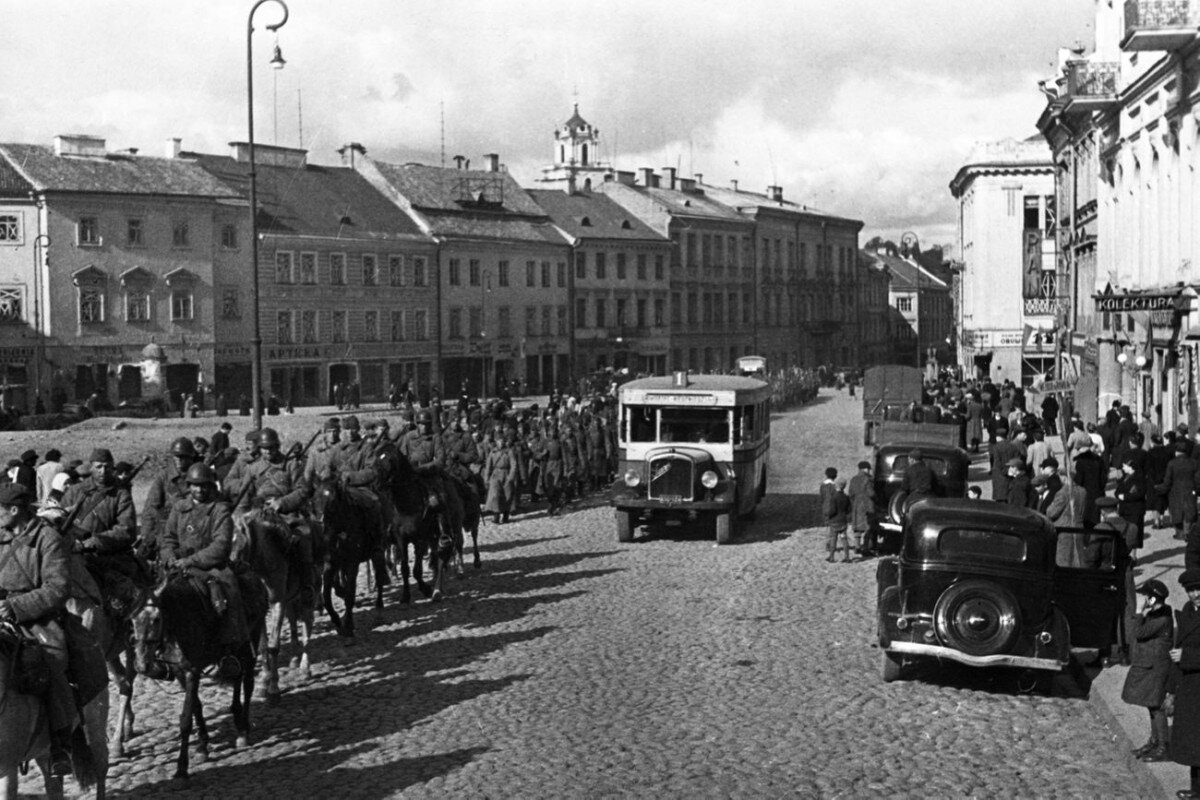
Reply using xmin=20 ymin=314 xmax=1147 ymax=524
xmin=861 ymin=365 xmax=960 ymax=447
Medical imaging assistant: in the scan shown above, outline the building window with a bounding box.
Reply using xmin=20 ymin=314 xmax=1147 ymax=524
xmin=331 ymin=310 xmax=347 ymax=343
xmin=499 ymin=306 xmax=512 ymax=337
xmin=557 ymin=305 xmax=567 ymax=335
xmin=526 ymin=260 xmax=536 ymax=287
xmin=391 ymin=310 xmax=407 ymax=341
xmin=616 ymin=253 xmax=627 ymax=280
xmin=299 ymin=252 xmax=317 ymax=284
xmin=0 ymin=287 xmax=22 ymax=322
xmin=728 ymin=236 xmax=738 ymax=268
xmin=221 ymin=287 xmax=240 ymax=319
xmin=389 ymin=255 xmax=406 ymax=286
xmin=330 ymin=253 xmax=346 ymax=285
xmin=654 ymin=298 xmax=664 ymax=326
xmin=414 ymin=309 xmax=429 ymax=340
xmin=557 ymin=261 xmax=566 ymax=288
xmin=595 ymin=298 xmax=607 ymax=328
xmin=301 ymin=309 xmax=318 ymax=343
xmin=743 ymin=294 xmax=751 ymax=324
xmin=896 ymin=296 xmax=912 ymax=312
xmin=79 ymin=286 xmax=105 ymax=323
xmin=541 ymin=305 xmax=551 ymax=335
xmin=469 ymin=307 xmax=483 ymax=338
xmin=616 ymin=298 xmax=628 ymax=327
xmin=78 ymin=216 xmax=100 ymax=246
xmin=276 ymin=251 xmax=294 ymax=284
xmin=170 ymin=289 xmax=193 ymax=321
xmin=687 ymin=293 xmax=697 ymax=325
xmin=576 ymin=297 xmax=587 ymax=327
xmin=525 ymin=306 xmax=536 ymax=336
xmin=413 ymin=256 xmax=428 ymax=287
xmin=498 ymin=260 xmax=510 ymax=287
xmin=596 ymin=252 xmax=607 ymax=280
xmin=449 ymin=258 xmax=461 ymax=286
xmin=449 ymin=307 xmax=463 ymax=339
xmin=655 ymin=255 xmax=665 ymax=280
xmin=363 ymin=253 xmax=378 ymax=286
xmin=575 ymin=252 xmax=586 ymax=279
xmin=126 ymin=290 xmax=150 ymax=322
xmin=636 ymin=254 xmax=647 ymax=280
xmin=277 ymin=310 xmax=293 ymax=343
xmin=364 ymin=309 xmax=379 ymax=341
xmin=469 ymin=259 xmax=481 ymax=287
xmin=541 ymin=261 xmax=550 ymax=287
xmin=0 ymin=214 xmax=20 ymax=243
xmin=126 ymin=218 xmax=144 ymax=247
xmin=172 ymin=219 xmax=190 ymax=248
xmin=637 ymin=298 xmax=647 ymax=328
xmin=220 ymin=224 xmax=238 ymax=249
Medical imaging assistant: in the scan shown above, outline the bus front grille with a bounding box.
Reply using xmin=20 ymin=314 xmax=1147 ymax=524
xmin=647 ymin=456 xmax=693 ymax=501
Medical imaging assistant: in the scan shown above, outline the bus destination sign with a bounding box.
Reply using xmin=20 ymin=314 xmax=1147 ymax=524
xmin=643 ymin=393 xmax=718 ymax=406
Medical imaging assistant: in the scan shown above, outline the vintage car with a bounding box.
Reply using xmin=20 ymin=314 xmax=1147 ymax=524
xmin=872 ymin=443 xmax=971 ymax=553
xmin=876 ymin=498 xmax=1127 ymax=682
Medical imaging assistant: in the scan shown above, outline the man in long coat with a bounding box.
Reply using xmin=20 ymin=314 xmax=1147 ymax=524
xmin=1169 ymin=569 xmax=1200 ymax=797
xmin=847 ymin=461 xmax=875 ymax=556
xmin=1157 ymin=440 xmax=1198 ymax=543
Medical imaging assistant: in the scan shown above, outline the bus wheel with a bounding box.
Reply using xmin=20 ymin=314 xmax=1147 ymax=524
xmin=615 ymin=508 xmax=634 ymax=543
xmin=715 ymin=512 xmax=735 ymax=545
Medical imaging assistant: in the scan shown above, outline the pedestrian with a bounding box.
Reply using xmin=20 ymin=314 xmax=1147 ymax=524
xmin=35 ymin=448 xmax=64 ymax=504
xmin=1157 ymin=439 xmax=1198 ymax=546
xmin=1005 ymin=457 xmax=1033 ymax=508
xmin=847 ymin=460 xmax=875 ymax=556
xmin=1169 ymin=569 xmax=1200 ymax=798
xmin=1124 ymin=578 xmax=1174 ymax=763
xmin=824 ymin=477 xmax=851 ymax=563
xmin=819 ymin=466 xmax=837 ymax=529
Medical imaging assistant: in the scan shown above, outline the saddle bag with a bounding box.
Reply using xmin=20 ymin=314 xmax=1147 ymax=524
xmin=13 ymin=635 xmax=50 ymax=697
xmin=63 ymin=612 xmax=108 ymax=706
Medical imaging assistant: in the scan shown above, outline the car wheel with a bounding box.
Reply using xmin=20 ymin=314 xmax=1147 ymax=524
xmin=881 ymin=651 xmax=905 ymax=682
xmin=615 ymin=509 xmax=633 ymax=543
xmin=933 ymin=579 xmax=1021 ymax=657
xmin=715 ymin=512 xmax=734 ymax=545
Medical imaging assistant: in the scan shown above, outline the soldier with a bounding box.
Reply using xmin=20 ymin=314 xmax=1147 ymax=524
xmin=560 ymin=421 xmax=582 ymax=502
xmin=60 ymin=448 xmax=139 ymax=600
xmin=239 ymin=429 xmax=315 ymax=604
xmin=526 ymin=424 xmax=548 ymax=503
xmin=0 ymin=484 xmax=77 ymax=775
xmin=302 ymin=417 xmax=342 ymax=488
xmin=483 ymin=428 xmax=518 ymax=524
xmin=160 ymin=463 xmax=248 ymax=680
xmin=542 ymin=422 xmax=566 ymax=515
xmin=140 ymin=436 xmax=198 ymax=558
xmin=222 ymin=429 xmax=261 ymax=500
xmin=443 ymin=415 xmax=485 ymax=500
xmin=400 ymin=409 xmax=445 ymax=470
xmin=332 ymin=416 xmax=382 ymax=508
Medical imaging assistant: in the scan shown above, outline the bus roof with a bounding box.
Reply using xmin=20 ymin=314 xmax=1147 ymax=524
xmin=620 ymin=374 xmax=770 ymax=405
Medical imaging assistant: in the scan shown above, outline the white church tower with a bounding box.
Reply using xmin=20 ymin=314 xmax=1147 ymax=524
xmin=538 ymin=104 xmax=611 ymax=193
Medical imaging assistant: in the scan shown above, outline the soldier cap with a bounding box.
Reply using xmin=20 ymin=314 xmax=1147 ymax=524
xmin=324 ymin=416 xmax=341 ymax=431
xmin=0 ymin=484 xmax=33 ymax=506
xmin=342 ymin=415 xmax=360 ymax=430
xmin=185 ymin=463 xmax=218 ymax=485
xmin=88 ymin=448 xmax=114 ymax=464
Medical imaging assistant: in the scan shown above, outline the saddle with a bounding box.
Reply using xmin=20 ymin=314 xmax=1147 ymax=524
xmin=0 ymin=623 xmax=49 ymax=697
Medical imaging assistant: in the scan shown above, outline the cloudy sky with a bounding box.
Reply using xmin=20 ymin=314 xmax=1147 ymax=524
xmin=3 ymin=0 xmax=1095 ymax=248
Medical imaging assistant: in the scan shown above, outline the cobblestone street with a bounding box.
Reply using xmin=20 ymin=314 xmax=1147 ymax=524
xmin=23 ymin=390 xmax=1151 ymax=798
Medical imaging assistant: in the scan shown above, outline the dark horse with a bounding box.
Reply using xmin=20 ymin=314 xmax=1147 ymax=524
xmin=375 ymin=443 xmax=462 ymax=603
xmin=131 ymin=570 xmax=267 ymax=780
xmin=310 ymin=478 xmax=388 ymax=639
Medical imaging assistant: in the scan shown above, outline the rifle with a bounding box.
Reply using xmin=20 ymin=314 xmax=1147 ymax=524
xmin=123 ymin=455 xmax=152 ymax=486
xmin=287 ymin=429 xmax=322 ymax=466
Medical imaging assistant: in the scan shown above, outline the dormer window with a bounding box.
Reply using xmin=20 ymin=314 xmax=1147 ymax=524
xmin=580 ymin=216 xmax=592 ymax=227
xmin=621 ymin=220 xmax=632 ymax=229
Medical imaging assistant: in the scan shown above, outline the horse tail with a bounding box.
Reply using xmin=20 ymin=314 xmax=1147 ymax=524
xmin=70 ymin=725 xmax=97 ymax=789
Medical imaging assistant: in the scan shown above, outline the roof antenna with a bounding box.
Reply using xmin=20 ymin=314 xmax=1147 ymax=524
xmin=440 ymin=100 xmax=446 ymax=169
xmin=297 ymin=88 xmax=304 ymax=148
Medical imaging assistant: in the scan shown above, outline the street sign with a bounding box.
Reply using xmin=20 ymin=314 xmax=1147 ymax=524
xmin=1039 ymin=378 xmax=1077 ymax=395
xmin=1093 ymin=294 xmax=1188 ymax=313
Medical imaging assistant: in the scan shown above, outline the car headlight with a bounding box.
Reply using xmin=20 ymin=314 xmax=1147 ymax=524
xmin=624 ymin=469 xmax=641 ymax=487
xmin=701 ymin=470 xmax=719 ymax=489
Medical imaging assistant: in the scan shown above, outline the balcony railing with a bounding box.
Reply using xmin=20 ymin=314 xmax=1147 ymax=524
xmin=1064 ymin=61 xmax=1120 ymax=114
xmin=1122 ymin=0 xmax=1198 ymax=51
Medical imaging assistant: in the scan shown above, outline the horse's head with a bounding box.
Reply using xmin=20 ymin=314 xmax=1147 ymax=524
xmin=231 ymin=511 xmax=252 ymax=563
xmin=311 ymin=478 xmax=342 ymax=522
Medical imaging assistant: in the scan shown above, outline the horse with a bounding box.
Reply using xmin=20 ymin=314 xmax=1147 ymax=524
xmin=374 ymin=444 xmax=461 ymax=603
xmin=231 ymin=509 xmax=315 ymax=704
xmin=131 ymin=569 xmax=267 ymax=780
xmin=65 ymin=595 xmax=140 ymax=762
xmin=0 ymin=622 xmax=108 ymax=800
xmin=445 ymin=472 xmax=482 ymax=572
xmin=310 ymin=478 xmax=388 ymax=639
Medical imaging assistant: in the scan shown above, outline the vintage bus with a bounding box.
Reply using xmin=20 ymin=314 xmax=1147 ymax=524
xmin=611 ymin=372 xmax=771 ymax=544
xmin=736 ymin=354 xmax=767 ymax=377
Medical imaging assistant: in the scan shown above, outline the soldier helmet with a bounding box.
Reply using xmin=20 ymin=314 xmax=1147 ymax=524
xmin=170 ymin=436 xmax=197 ymax=457
xmin=342 ymin=415 xmax=361 ymax=430
xmin=416 ymin=409 xmax=433 ymax=424
xmin=323 ymin=416 xmax=341 ymax=431
xmin=185 ymin=463 xmax=218 ymax=485
xmin=257 ymin=428 xmax=281 ymax=447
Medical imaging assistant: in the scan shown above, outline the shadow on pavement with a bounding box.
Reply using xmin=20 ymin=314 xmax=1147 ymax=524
xmin=477 ymin=534 xmax=570 ymax=554
xmin=1137 ymin=543 xmax=1186 ymax=567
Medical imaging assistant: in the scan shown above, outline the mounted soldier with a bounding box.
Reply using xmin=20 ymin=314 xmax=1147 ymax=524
xmin=331 ymin=416 xmax=383 ymax=509
xmin=441 ymin=415 xmax=483 ymax=493
xmin=160 ymin=463 xmax=249 ymax=680
xmin=0 ymin=484 xmax=78 ymax=775
xmin=140 ymin=437 xmax=197 ymax=560
xmin=236 ymin=428 xmax=316 ymax=606
xmin=221 ymin=428 xmax=262 ymax=500
xmin=400 ymin=409 xmax=445 ymax=471
xmin=302 ymin=417 xmax=341 ymax=488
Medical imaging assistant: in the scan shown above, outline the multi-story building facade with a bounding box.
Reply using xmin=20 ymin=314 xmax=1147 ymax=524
xmin=595 ymin=170 xmax=756 ymax=374
xmin=949 ymin=139 xmax=1060 ymax=384
xmin=863 ymin=246 xmax=954 ymax=370
xmin=358 ymin=154 xmax=571 ymax=397
xmin=0 ymin=134 xmax=240 ymax=411
xmin=189 ymin=142 xmax=439 ymax=406
xmin=1038 ymin=1 xmax=1200 ymax=428
xmin=695 ymin=182 xmax=863 ymax=369
xmin=857 ymin=251 xmax=893 ymax=366
xmin=527 ymin=188 xmax=672 ymax=376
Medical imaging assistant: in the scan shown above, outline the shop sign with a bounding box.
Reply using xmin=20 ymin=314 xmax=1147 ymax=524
xmin=214 ymin=343 xmax=252 ymax=359
xmin=996 ymin=330 xmax=1024 ymax=347
xmin=1094 ymin=294 xmax=1186 ymax=313
xmin=1039 ymin=378 xmax=1077 ymax=395
xmin=265 ymin=345 xmax=327 ymax=360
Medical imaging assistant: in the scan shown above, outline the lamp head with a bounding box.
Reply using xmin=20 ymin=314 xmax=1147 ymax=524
xmin=270 ymin=43 xmax=287 ymax=70
xmin=1135 ymin=354 xmax=1147 ymax=368
xmin=1117 ymin=352 xmax=1128 ymax=365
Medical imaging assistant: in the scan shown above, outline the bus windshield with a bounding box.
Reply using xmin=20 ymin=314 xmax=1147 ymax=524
xmin=660 ymin=408 xmax=729 ymax=443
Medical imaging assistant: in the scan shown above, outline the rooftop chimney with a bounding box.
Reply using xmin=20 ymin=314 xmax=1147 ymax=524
xmin=662 ymin=167 xmax=677 ymax=190
xmin=54 ymin=134 xmax=106 ymax=158
xmin=453 ymin=155 xmax=467 ymax=169
xmin=165 ymin=137 xmax=182 ymax=158
xmin=615 ymin=170 xmax=636 ymax=186
xmin=638 ymin=167 xmax=657 ymax=187
xmin=694 ymin=172 xmax=703 ymax=184
xmin=731 ymin=179 xmax=739 ymax=191
xmin=484 ymin=153 xmax=501 ymax=172
xmin=767 ymin=185 xmax=783 ymax=202
xmin=337 ymin=142 xmax=367 ymax=168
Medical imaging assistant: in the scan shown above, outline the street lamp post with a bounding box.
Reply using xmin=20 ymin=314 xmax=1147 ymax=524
xmin=31 ymin=233 xmax=49 ymax=407
xmin=247 ymin=0 xmax=289 ymax=431
xmin=479 ymin=271 xmax=491 ymax=398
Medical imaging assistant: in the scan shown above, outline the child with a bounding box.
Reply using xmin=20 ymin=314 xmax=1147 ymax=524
xmin=825 ymin=477 xmax=851 ymax=563
xmin=1123 ymin=578 xmax=1174 ymax=762
xmin=967 ymin=486 xmax=983 ymax=500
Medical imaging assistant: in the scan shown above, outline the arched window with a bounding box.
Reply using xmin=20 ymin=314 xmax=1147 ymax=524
xmin=581 ymin=144 xmax=589 ymax=165
xmin=559 ymin=145 xmax=565 ymax=163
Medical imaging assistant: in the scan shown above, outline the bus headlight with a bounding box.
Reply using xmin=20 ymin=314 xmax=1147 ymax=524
xmin=701 ymin=470 xmax=719 ymax=489
xmin=624 ymin=469 xmax=641 ymax=488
